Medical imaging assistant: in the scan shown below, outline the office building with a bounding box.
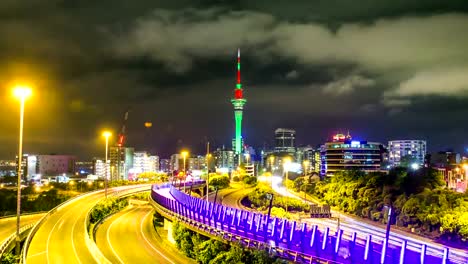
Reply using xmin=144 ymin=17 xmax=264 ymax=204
xmin=321 ymin=133 xmax=383 ymax=176
xmin=275 ymin=128 xmax=296 ymax=153
xmin=75 ymin=161 xmax=94 ymax=176
xmin=388 ymin=140 xmax=426 ymax=167
xmin=0 ymin=160 xmax=16 ymax=177
xmin=17 ymin=154 xmax=76 ymax=180
xmin=430 ymin=151 xmax=461 ymax=168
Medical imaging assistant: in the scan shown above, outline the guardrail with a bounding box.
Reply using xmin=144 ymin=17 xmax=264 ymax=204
xmin=0 ymin=223 xmax=35 ymax=259
xmin=151 ymin=183 xmax=465 ymax=264
xmin=84 ymin=185 xmax=152 ymax=264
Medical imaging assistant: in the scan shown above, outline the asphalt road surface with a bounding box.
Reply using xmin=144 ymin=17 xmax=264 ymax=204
xmin=25 ymin=185 xmax=151 ymax=264
xmin=95 ymin=203 xmax=195 ymax=264
xmin=0 ymin=213 xmax=45 ymax=245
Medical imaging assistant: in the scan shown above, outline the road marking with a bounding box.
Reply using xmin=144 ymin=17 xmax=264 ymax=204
xmin=27 ymin=250 xmax=47 ymax=258
xmin=71 ymin=208 xmax=84 ymax=264
xmin=46 ymin=211 xmax=69 ymax=263
xmin=107 ymin=206 xmax=136 ymax=264
xmin=140 ymin=209 xmax=175 ymax=264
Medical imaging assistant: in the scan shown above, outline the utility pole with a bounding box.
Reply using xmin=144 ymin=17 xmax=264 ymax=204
xmin=206 ymin=142 xmax=210 ymax=204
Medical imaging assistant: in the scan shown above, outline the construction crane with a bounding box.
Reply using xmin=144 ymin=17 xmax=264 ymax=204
xmin=117 ymin=109 xmax=130 ymax=147
xmin=115 ymin=109 xmax=130 ymax=180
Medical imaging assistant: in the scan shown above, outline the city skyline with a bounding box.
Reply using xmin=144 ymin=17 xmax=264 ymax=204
xmin=2 ymin=1 xmax=468 ymax=159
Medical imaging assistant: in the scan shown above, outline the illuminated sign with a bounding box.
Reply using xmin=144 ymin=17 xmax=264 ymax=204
xmin=351 ymin=141 xmax=361 ymax=147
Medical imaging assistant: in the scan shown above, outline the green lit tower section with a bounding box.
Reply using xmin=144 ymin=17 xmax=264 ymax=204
xmin=231 ymin=48 xmax=246 ymax=154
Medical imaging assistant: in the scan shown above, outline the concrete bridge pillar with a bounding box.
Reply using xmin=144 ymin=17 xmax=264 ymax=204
xmin=164 ymin=218 xmax=175 ymax=244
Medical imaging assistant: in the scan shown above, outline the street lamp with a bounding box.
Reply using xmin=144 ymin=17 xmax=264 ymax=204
xmin=181 ymin=150 xmax=189 ymax=191
xmin=283 ymin=157 xmax=292 ymax=213
xmin=13 ymin=85 xmax=32 ymax=255
xmin=206 ymin=153 xmax=212 ymax=204
xmin=102 ymin=131 xmax=112 ymax=198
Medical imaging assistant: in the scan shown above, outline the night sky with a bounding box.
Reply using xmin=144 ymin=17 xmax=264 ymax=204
xmin=1 ymin=0 xmax=468 ymax=159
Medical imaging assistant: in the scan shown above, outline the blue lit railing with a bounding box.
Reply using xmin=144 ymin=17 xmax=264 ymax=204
xmin=151 ymin=182 xmax=465 ymax=264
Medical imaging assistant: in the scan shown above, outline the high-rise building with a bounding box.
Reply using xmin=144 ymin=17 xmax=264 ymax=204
xmin=275 ymin=128 xmax=296 ymax=153
xmin=321 ymin=133 xmax=383 ymax=176
xmin=93 ymin=158 xmax=107 ymax=179
xmin=188 ymin=156 xmax=206 ymax=171
xmin=231 ymin=49 xmax=247 ymax=155
xmin=213 ymin=148 xmax=235 ymax=171
xmin=109 ymin=147 xmax=134 ymax=181
xmin=388 ymin=140 xmax=426 ymax=167
xmin=296 ymin=146 xmax=315 ymax=175
xmin=133 ymin=152 xmax=159 ymax=173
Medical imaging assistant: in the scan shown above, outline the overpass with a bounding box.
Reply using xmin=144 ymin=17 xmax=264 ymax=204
xmin=150 ymin=181 xmax=466 ymax=264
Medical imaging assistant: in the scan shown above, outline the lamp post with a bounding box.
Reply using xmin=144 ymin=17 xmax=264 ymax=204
xmin=102 ymin=131 xmax=112 ymax=199
xmin=181 ymin=150 xmax=189 ymax=192
xmin=283 ymin=157 xmax=292 ymax=214
xmin=381 ymin=205 xmax=393 ymax=264
xmin=206 ymin=153 xmax=212 ymax=203
xmin=13 ymin=85 xmax=32 ymax=255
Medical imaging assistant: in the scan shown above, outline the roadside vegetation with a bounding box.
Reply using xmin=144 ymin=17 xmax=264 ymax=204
xmin=245 ymin=185 xmax=309 ymax=214
xmin=88 ymin=197 xmax=129 ymax=230
xmin=294 ymin=169 xmax=468 ymax=245
xmin=171 ymin=220 xmax=286 ymax=264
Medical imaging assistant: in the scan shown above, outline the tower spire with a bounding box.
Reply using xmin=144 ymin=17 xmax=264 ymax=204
xmin=231 ymin=48 xmax=247 ymax=154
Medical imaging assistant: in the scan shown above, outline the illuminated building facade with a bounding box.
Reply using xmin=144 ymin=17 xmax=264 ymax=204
xmin=321 ymin=133 xmax=383 ymax=176
xmin=231 ymin=49 xmax=246 ymax=155
xmin=388 ymin=140 xmax=426 ymax=167
xmin=213 ymin=148 xmax=235 ymax=171
xmin=275 ymin=128 xmax=296 ymax=153
xmin=109 ymin=147 xmax=134 ymax=180
xmin=133 ymin=152 xmax=159 ymax=173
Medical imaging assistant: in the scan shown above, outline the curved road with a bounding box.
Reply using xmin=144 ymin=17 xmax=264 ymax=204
xmin=95 ymin=203 xmax=194 ymax=264
xmin=0 ymin=214 xmax=45 ymax=245
xmin=25 ymin=185 xmax=151 ymax=264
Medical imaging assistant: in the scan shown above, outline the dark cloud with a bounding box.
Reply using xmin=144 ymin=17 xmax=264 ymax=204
xmin=1 ymin=1 xmax=468 ymax=159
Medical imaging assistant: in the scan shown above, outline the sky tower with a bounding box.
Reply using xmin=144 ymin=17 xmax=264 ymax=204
xmin=231 ymin=48 xmax=246 ymax=154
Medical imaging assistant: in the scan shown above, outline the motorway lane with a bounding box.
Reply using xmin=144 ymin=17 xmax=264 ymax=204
xmin=0 ymin=214 xmax=45 ymax=245
xmin=96 ymin=204 xmax=195 ymax=264
xmin=25 ymin=185 xmax=151 ymax=264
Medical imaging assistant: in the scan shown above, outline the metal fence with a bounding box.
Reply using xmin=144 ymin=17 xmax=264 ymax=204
xmin=151 ymin=183 xmax=466 ymax=264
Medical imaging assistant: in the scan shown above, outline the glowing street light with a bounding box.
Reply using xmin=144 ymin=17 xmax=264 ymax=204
xmin=181 ymin=150 xmax=189 ymax=191
xmin=102 ymin=131 xmax=112 ymax=198
xmin=206 ymin=153 xmax=212 ymax=204
xmin=13 ymin=85 xmax=32 ymax=255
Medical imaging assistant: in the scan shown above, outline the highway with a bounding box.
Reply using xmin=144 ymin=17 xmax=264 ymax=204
xmin=0 ymin=213 xmax=45 ymax=245
xmin=25 ymin=185 xmax=151 ymax=264
xmin=207 ymin=183 xmax=253 ymax=209
xmin=95 ymin=202 xmax=194 ymax=264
